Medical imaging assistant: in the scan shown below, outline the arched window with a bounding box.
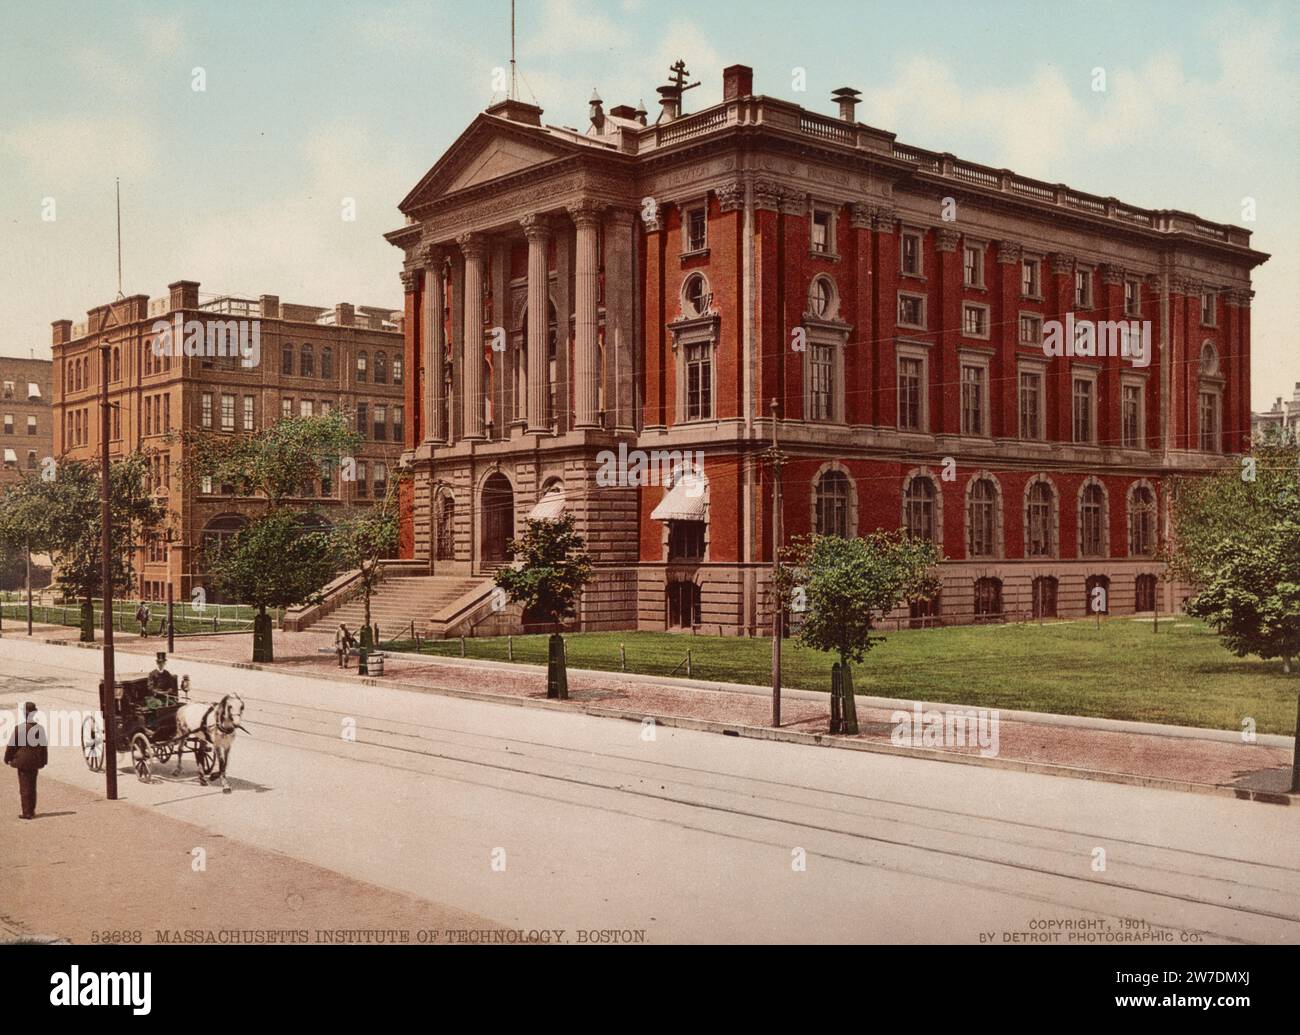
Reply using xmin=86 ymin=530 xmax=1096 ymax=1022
xmin=1079 ymin=481 xmax=1107 ymax=558
xmin=1128 ymin=484 xmax=1156 ymax=556
xmin=435 ymin=494 xmax=455 ymax=560
xmin=320 ymin=346 xmax=334 ymax=379
xmin=392 ymin=356 xmax=403 ymax=385
xmin=200 ymin=514 xmax=249 ymax=569
xmin=1025 ymin=479 xmax=1056 ymax=558
xmin=967 ymin=477 xmax=1000 ymax=558
xmin=808 ymin=275 xmax=837 ymax=319
xmin=974 ymin=577 xmax=1003 ymax=620
xmin=300 ymin=344 xmax=315 ymax=378
xmin=814 ymin=469 xmax=852 ymax=537
xmin=374 ymin=351 xmax=388 ymax=384
xmin=281 ymin=343 xmax=294 ymax=376
xmin=904 ymin=475 xmax=937 ymax=543
xmin=1031 ymin=576 xmax=1058 ymax=618
xmin=356 ymin=351 xmax=368 ymax=382
xmin=1085 ymin=574 xmax=1111 ymax=614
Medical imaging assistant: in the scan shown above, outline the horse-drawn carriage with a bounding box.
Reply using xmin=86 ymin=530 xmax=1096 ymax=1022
xmin=81 ymin=668 xmax=216 ymax=783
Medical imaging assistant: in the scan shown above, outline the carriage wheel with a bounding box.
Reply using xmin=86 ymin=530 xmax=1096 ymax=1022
xmin=193 ymin=740 xmax=216 ymax=775
xmin=130 ymin=733 xmax=152 ymax=783
xmin=81 ymin=715 xmax=104 ymax=773
xmin=156 ymin=743 xmax=174 ymax=765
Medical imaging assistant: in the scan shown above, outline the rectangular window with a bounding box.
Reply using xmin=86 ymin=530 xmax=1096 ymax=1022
xmin=1019 ymin=371 xmax=1043 ymax=440
xmin=356 ymin=402 xmax=368 ymax=436
xmin=897 ymin=294 xmax=925 ymax=328
xmin=1022 ymin=257 xmax=1041 ymax=297
xmin=963 ymin=244 xmax=983 ymax=288
xmin=1019 ymin=313 xmax=1042 ymax=346
xmin=281 ymin=345 xmax=294 ymax=376
xmin=1072 ymin=378 xmax=1095 ymax=444
xmin=201 ymin=393 xmax=213 ymax=429
xmin=355 ymin=461 xmax=368 ymax=498
xmin=26 ymin=415 xmax=37 ymax=436
xmin=319 ymin=461 xmax=333 ymax=498
xmin=811 ymin=209 xmax=833 ymax=255
xmin=685 ymin=343 xmax=712 ymax=421
xmin=373 ymin=404 xmax=387 ymax=441
xmin=281 ymin=398 xmax=293 ymax=419
xmin=220 ymin=394 xmax=235 ymax=432
xmin=4 ymin=414 xmax=13 ymax=435
xmin=300 ymin=399 xmax=314 ymax=418
xmin=1075 ymin=268 xmax=1093 ymax=308
xmin=962 ymin=304 xmax=988 ymax=338
xmin=900 ymin=231 xmax=922 ymax=276
xmin=807 ymin=344 xmax=834 ymax=421
xmin=1124 ymin=279 xmax=1140 ymax=317
xmin=243 ymin=395 xmax=255 ymax=431
xmin=1122 ymin=384 xmax=1143 ymax=448
xmin=392 ymin=405 xmax=404 ymax=443
xmin=686 ymin=206 xmax=707 ymax=253
xmin=163 ymin=394 xmax=171 ymax=431
xmin=372 ymin=462 xmax=388 ymax=499
xmin=898 ymin=357 xmax=923 ymax=431
xmin=961 ymin=365 xmax=986 ymax=436
xmin=1199 ymin=392 xmax=1220 ymax=452
xmin=1201 ymin=291 xmax=1216 ymax=326
xmin=668 ymin=520 xmax=706 ymax=561
xmin=201 ymin=475 xmax=213 ymax=494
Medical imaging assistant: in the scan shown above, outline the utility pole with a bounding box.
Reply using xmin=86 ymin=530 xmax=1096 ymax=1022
xmin=25 ymin=543 xmax=32 ymax=635
xmin=765 ymin=398 xmax=786 ymax=728
xmin=99 ymin=344 xmax=118 ymax=801
xmin=167 ymin=581 xmax=174 ymax=655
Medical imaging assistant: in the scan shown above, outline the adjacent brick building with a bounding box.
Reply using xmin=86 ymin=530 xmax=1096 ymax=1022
xmin=0 ymin=356 xmax=53 ymax=488
xmin=387 ymin=62 xmax=1267 ymax=633
xmin=51 ymin=281 xmax=403 ymax=603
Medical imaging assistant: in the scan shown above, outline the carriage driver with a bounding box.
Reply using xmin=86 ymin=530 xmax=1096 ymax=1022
xmin=146 ymin=652 xmax=177 ymax=701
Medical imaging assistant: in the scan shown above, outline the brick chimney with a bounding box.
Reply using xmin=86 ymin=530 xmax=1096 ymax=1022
xmin=334 ymin=303 xmax=355 ymax=327
xmin=168 ymin=280 xmax=200 ymax=311
xmin=51 ymin=320 xmax=72 ymax=346
xmin=485 ymin=98 xmax=544 ymax=126
xmin=260 ymin=294 xmax=281 ymax=319
xmin=832 ymin=87 xmax=861 ymax=122
xmin=723 ymin=64 xmax=753 ymax=102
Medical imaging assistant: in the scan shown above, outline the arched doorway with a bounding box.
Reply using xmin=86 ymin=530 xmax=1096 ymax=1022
xmin=481 ymin=472 xmax=514 ymax=566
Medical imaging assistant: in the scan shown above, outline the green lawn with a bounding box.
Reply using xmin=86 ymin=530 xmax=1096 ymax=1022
xmin=0 ymin=594 xmax=279 ymax=636
xmin=384 ymin=618 xmax=1299 ymax=736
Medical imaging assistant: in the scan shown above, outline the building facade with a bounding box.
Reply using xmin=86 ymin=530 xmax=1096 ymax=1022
xmin=387 ymin=63 xmax=1267 ymax=633
xmin=0 ymin=356 xmax=53 ymax=488
xmin=51 ymin=280 xmax=403 ymax=603
xmin=1252 ymin=382 xmax=1300 ymax=441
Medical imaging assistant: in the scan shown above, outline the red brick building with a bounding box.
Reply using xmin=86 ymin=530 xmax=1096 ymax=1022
xmin=387 ymin=63 xmax=1266 ymax=634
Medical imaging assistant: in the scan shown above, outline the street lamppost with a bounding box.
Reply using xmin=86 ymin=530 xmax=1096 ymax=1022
xmin=98 ymin=341 xmax=118 ymax=801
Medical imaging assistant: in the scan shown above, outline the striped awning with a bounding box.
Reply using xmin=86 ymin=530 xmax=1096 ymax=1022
xmin=651 ymin=474 xmax=707 ymax=522
xmin=528 ymin=490 xmax=566 ymax=521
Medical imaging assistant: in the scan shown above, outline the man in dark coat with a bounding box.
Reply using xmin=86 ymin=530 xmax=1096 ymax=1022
xmin=4 ymin=702 xmax=48 ymax=820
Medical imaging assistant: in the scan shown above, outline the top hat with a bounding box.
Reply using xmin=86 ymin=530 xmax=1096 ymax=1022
xmin=155 ymin=652 xmax=167 ymax=665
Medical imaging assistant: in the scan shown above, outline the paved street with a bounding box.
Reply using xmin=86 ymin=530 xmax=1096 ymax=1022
xmin=2 ymin=639 xmax=1298 ymax=944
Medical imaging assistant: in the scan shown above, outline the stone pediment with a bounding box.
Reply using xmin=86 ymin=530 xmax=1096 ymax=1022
xmin=399 ymin=115 xmax=591 ymax=214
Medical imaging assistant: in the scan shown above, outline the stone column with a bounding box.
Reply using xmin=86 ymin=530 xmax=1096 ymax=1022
xmin=569 ymin=203 xmax=603 ymax=429
xmin=521 ymin=214 xmax=551 ymax=433
xmin=458 ymin=233 xmax=487 ymax=440
xmin=422 ymin=247 xmax=446 ymax=443
xmin=603 ymin=207 xmax=637 ymax=432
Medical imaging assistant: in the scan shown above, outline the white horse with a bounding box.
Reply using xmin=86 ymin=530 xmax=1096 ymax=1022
xmin=173 ymin=693 xmax=246 ymax=794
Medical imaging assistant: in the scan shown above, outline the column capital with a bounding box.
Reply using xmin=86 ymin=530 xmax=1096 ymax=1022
xmin=996 ymin=240 xmax=1022 ymax=265
xmin=520 ymin=214 xmax=553 ymax=241
xmin=716 ymin=180 xmax=745 ymax=214
xmin=456 ymin=232 xmax=489 ymax=260
xmin=399 ymin=270 xmax=418 ymax=293
xmin=849 ymin=203 xmax=873 ymax=230
xmin=1048 ymin=251 xmax=1076 ymax=276
xmin=1099 ymin=263 xmax=1126 ymax=286
xmin=934 ymin=227 xmax=961 ymax=253
xmin=869 ymin=204 xmax=896 ymax=230
xmin=567 ymin=201 xmax=605 ymax=228
xmin=422 ymin=243 xmax=450 ymax=269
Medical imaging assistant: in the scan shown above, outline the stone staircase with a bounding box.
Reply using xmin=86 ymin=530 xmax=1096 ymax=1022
xmin=327 ymin=575 xmax=485 ymax=639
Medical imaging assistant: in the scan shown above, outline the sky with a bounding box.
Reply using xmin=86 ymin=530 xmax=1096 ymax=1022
xmin=1 ymin=0 xmax=1296 ymax=408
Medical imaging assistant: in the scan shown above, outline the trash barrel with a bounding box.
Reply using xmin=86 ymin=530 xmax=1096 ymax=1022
xmin=370 ymin=654 xmax=385 ymax=677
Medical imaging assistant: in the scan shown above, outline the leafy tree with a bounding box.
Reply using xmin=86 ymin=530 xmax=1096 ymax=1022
xmin=208 ymin=510 xmax=337 ymax=662
xmin=331 ymin=478 xmax=403 ymax=639
xmin=1165 ymin=436 xmax=1300 ymax=790
xmin=494 ymin=514 xmax=593 ymax=699
xmin=779 ymin=532 xmax=940 ymax=734
xmin=0 ymin=457 xmax=162 ymax=641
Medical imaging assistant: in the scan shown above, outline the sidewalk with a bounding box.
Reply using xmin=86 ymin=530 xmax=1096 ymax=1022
xmin=18 ymin=622 xmax=1298 ymax=804
xmin=0 ymin=775 xmax=497 ymax=945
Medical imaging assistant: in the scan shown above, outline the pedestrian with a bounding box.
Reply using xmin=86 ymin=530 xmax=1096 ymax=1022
xmin=335 ymin=624 xmax=357 ymax=669
xmin=4 ymin=702 xmax=47 ymax=820
xmin=136 ymin=600 xmax=151 ymax=637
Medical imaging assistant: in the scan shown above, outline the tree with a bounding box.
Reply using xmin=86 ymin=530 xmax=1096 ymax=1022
xmin=494 ymin=514 xmax=593 ymax=699
xmin=1165 ymin=435 xmax=1300 ymax=791
xmin=180 ymin=411 xmax=364 ymax=660
xmin=208 ymin=511 xmax=337 ymax=662
xmin=331 ymin=481 xmax=402 ymax=641
xmin=0 ymin=457 xmax=162 ymax=641
xmin=780 ymin=531 xmax=940 ymax=734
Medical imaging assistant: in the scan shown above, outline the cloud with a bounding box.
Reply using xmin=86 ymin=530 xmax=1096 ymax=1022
xmin=2 ymin=115 xmax=157 ymax=187
xmin=137 ymin=12 xmax=186 ymax=57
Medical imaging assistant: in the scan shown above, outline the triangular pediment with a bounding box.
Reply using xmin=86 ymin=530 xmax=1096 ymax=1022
xmin=399 ymin=114 xmax=590 ymax=213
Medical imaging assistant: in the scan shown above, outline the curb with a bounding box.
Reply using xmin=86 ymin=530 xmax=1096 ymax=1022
xmin=40 ymin=636 xmax=1296 ymax=808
